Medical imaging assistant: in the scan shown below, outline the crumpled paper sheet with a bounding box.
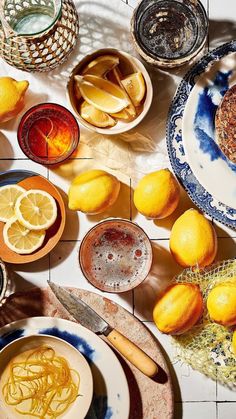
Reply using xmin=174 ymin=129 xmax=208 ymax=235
xmin=79 ymin=130 xmax=170 ymax=182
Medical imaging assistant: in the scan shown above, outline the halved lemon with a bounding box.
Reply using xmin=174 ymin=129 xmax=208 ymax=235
xmin=3 ymin=217 xmax=45 ymax=254
xmin=82 ymin=55 xmax=119 ymax=76
xmin=0 ymin=185 xmax=26 ymax=222
xmin=74 ymin=75 xmax=129 ymax=114
xmin=15 ymin=189 xmax=57 ymax=231
xmin=80 ymin=101 xmax=116 ymax=128
xmin=121 ymin=72 xmax=146 ymax=106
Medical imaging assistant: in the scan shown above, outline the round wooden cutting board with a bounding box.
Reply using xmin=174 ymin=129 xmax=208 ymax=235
xmin=0 ymin=287 xmax=174 ymax=419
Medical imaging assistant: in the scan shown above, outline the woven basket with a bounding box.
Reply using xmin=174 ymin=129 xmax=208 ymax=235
xmin=0 ymin=0 xmax=79 ymax=72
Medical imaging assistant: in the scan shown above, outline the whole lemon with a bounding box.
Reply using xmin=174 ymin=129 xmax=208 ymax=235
xmin=153 ymin=283 xmax=203 ymax=335
xmin=68 ymin=169 xmax=120 ymax=214
xmin=232 ymin=331 xmax=236 ymax=355
xmin=0 ymin=77 xmax=29 ymax=123
xmin=133 ymin=169 xmax=180 ymax=219
xmin=207 ymin=282 xmax=236 ymax=326
xmin=170 ymin=209 xmax=217 ymax=267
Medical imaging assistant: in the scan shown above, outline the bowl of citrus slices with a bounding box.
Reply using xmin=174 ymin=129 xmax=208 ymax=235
xmin=0 ymin=170 xmax=65 ymax=264
xmin=67 ymin=48 xmax=153 ymax=134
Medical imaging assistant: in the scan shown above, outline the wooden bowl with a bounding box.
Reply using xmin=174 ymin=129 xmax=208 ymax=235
xmin=0 ymin=170 xmax=65 ymax=264
xmin=67 ymin=48 xmax=153 ymax=135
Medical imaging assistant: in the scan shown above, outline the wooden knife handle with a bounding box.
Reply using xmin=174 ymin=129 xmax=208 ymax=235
xmin=106 ymin=329 xmax=158 ymax=377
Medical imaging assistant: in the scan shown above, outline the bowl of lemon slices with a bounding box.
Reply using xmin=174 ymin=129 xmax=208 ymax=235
xmin=0 ymin=170 xmax=65 ymax=264
xmin=67 ymin=48 xmax=153 ymax=134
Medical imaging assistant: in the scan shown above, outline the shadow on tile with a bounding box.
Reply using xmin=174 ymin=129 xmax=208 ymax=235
xmin=11 ymin=254 xmax=49 ymax=274
xmin=174 ymin=402 xmax=183 ymax=419
xmin=87 ymin=181 xmax=136 ymax=222
xmin=54 ymin=187 xmax=80 ymax=241
xmin=147 ymin=327 xmax=182 ymax=408
xmin=134 ymin=242 xmax=182 ymax=320
xmin=216 ymin=236 xmax=236 ymax=262
xmin=41 ymin=4 xmax=133 ymax=90
xmin=209 ymin=19 xmax=236 ymax=48
xmin=154 ymin=185 xmax=198 ymax=231
xmin=0 ymin=131 xmax=14 ymax=161
xmin=213 ymin=222 xmax=236 ymax=239
xmin=0 ymin=284 xmax=44 ymax=327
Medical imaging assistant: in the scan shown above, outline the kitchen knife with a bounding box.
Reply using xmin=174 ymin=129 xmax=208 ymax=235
xmin=48 ymin=281 xmax=158 ymax=378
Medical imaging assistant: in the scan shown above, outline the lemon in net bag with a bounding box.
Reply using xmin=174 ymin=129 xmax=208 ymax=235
xmin=172 ymin=258 xmax=236 ymax=387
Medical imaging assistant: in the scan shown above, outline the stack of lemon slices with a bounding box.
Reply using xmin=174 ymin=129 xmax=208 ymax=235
xmin=74 ymin=54 xmax=146 ymax=128
xmin=0 ymin=185 xmax=57 ymax=254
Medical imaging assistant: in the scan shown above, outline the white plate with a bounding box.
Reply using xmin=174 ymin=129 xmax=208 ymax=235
xmin=182 ymin=52 xmax=236 ymax=209
xmin=0 ymin=317 xmax=130 ymax=419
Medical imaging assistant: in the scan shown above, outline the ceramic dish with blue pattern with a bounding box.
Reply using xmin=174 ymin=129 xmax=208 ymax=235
xmin=182 ymin=52 xmax=236 ymax=209
xmin=167 ymin=41 xmax=236 ymax=229
xmin=0 ymin=317 xmax=130 ymax=419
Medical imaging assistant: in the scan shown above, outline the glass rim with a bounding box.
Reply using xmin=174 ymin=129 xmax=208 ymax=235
xmin=9 ymin=0 xmax=62 ymax=37
xmin=131 ymin=0 xmax=209 ymax=63
xmin=79 ymin=218 xmax=153 ymax=293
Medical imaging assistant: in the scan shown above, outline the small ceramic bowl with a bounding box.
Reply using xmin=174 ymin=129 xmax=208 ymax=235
xmin=0 ymin=334 xmax=93 ymax=419
xmin=131 ymin=0 xmax=208 ymax=68
xmin=79 ymin=218 xmax=153 ymax=293
xmin=67 ymin=48 xmax=153 ymax=135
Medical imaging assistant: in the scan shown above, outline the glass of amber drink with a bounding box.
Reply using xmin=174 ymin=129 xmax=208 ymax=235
xmin=18 ymin=103 xmax=80 ymax=165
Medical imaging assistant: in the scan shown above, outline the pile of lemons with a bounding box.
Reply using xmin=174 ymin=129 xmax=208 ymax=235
xmin=68 ymin=167 xmax=217 ymax=269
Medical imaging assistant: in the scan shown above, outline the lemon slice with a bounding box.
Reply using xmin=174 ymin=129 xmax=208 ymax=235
xmin=3 ymin=217 xmax=45 ymax=254
xmin=82 ymin=55 xmax=119 ymax=76
xmin=74 ymin=75 xmax=129 ymax=114
xmin=15 ymin=189 xmax=57 ymax=231
xmin=80 ymin=101 xmax=116 ymax=128
xmin=0 ymin=185 xmax=26 ymax=222
xmin=108 ymin=68 xmax=136 ymax=118
xmin=121 ymin=72 xmax=146 ymax=106
xmin=111 ymin=109 xmax=131 ymax=120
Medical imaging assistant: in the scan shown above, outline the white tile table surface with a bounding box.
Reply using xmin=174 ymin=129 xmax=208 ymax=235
xmin=0 ymin=0 xmax=235 ymax=418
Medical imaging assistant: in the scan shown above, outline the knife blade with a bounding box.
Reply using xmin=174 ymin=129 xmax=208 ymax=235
xmin=48 ymin=281 xmax=158 ymax=378
xmin=48 ymin=280 xmax=112 ymax=336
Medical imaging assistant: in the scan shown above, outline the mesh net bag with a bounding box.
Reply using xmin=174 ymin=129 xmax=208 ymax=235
xmin=172 ymin=258 xmax=236 ymax=387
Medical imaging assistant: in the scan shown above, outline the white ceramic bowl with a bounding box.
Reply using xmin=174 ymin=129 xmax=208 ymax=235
xmin=67 ymin=48 xmax=153 ymax=135
xmin=0 ymin=334 xmax=93 ymax=419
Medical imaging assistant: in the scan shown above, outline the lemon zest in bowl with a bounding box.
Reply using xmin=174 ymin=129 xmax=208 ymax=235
xmin=2 ymin=346 xmax=80 ymax=418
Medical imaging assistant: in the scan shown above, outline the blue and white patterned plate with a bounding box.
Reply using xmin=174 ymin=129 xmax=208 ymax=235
xmin=167 ymin=41 xmax=236 ymax=229
xmin=182 ymin=52 xmax=236 ymax=209
xmin=0 ymin=317 xmax=130 ymax=419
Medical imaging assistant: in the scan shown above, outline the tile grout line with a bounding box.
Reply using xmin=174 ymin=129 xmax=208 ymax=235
xmin=47 ymin=165 xmax=50 ymax=285
xmin=175 ymin=400 xmax=222 ymax=406
xmin=129 ymin=177 xmax=132 ymax=222
xmin=48 ymin=253 xmax=51 ymax=284
xmin=0 ymin=157 xmax=94 ymax=161
xmin=129 ymin=176 xmax=135 ymax=314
